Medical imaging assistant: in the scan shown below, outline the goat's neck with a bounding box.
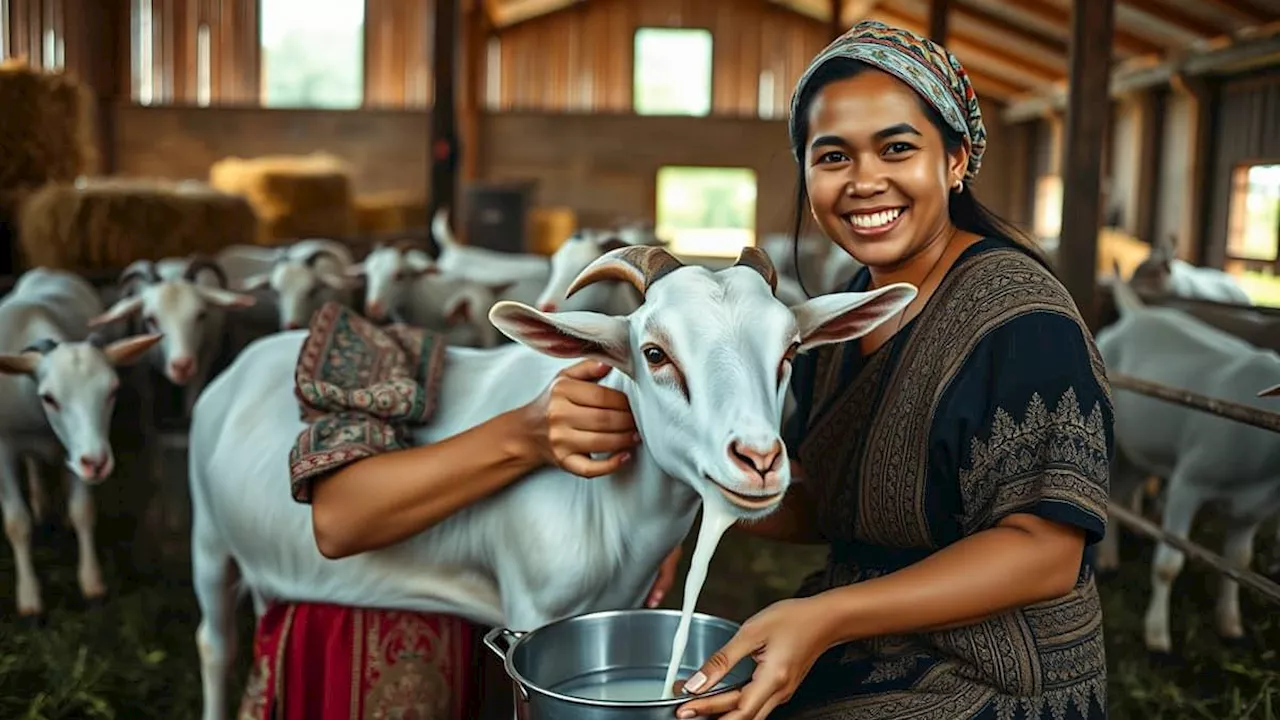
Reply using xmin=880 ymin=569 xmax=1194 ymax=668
xmin=588 ymin=370 xmax=702 ymax=535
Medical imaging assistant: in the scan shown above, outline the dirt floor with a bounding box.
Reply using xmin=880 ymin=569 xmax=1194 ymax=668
xmin=0 ymin=433 xmax=1278 ymax=719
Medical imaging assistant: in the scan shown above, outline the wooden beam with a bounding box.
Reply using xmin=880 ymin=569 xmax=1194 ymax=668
xmin=460 ymin=0 xmax=489 ymax=185
xmin=1194 ymin=0 xmax=1272 ymax=25
xmin=429 ymin=0 xmax=461 ymax=253
xmin=1119 ymin=0 xmax=1224 ymax=38
xmin=952 ymin=1 xmax=1069 ymax=57
xmin=79 ymin=0 xmax=129 ymax=173
xmin=929 ymin=0 xmax=949 ymax=43
xmin=1172 ymin=73 xmax=1217 ymax=266
xmin=491 ymin=0 xmax=578 ymax=27
xmin=1133 ymin=88 xmax=1164 ymax=244
xmin=1059 ymin=0 xmax=1116 ymax=329
xmin=1002 ymin=27 xmax=1280 ymax=121
xmin=1012 ymin=0 xmax=1164 ymax=56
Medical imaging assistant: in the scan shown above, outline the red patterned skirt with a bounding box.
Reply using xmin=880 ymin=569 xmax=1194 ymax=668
xmin=237 ymin=601 xmax=482 ymax=720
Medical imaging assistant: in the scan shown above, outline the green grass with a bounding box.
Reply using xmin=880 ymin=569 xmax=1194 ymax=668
xmin=1236 ymin=270 xmax=1280 ymax=308
xmin=0 ymin=495 xmax=1276 ymax=718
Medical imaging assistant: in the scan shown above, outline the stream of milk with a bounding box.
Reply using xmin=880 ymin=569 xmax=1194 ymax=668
xmin=660 ymin=497 xmax=737 ymax=699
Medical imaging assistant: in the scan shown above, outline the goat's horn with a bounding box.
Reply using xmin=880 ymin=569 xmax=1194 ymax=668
xmin=21 ymin=338 xmax=60 ymax=355
xmin=183 ymin=254 xmax=229 ymax=288
xmin=733 ymin=246 xmax=778 ymax=294
xmin=119 ymin=260 xmax=160 ymax=286
xmin=565 ymin=245 xmax=684 ymax=300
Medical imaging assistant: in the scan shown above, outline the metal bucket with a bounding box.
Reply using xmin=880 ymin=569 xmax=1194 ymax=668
xmin=483 ymin=608 xmax=755 ymax=720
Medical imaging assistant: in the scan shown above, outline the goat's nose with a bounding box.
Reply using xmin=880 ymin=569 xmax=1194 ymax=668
xmin=728 ymin=439 xmax=783 ymax=480
xmin=79 ymin=453 xmax=110 ymax=480
xmin=537 ymin=301 xmax=557 ymax=313
xmin=366 ymin=301 xmax=385 ymax=319
xmin=285 ymin=321 xmax=302 ymax=330
xmin=170 ymin=356 xmax=195 ymax=376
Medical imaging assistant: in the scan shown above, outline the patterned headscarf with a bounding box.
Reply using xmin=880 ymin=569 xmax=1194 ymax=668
xmin=788 ymin=20 xmax=987 ymax=182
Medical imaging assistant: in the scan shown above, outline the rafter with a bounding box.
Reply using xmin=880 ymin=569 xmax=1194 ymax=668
xmin=867 ymin=10 xmax=1041 ymax=96
xmin=876 ymin=4 xmax=1062 ymax=80
xmin=490 ymin=0 xmax=578 ymax=27
xmin=1193 ymin=0 xmax=1273 ymax=24
xmin=1010 ymin=0 xmax=1166 ymax=56
xmin=951 ymin=0 xmax=1069 ymax=58
xmin=1118 ymin=0 xmax=1225 ymax=37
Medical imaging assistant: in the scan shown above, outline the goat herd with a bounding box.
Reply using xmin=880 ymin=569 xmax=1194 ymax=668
xmin=0 ymin=218 xmax=1276 ymax=718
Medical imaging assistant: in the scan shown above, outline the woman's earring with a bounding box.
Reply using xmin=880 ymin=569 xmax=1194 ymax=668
xmin=953 ymin=179 xmax=964 ymax=193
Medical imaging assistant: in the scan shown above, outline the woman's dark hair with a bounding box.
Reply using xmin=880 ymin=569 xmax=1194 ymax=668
xmin=788 ymin=58 xmax=1052 ymax=296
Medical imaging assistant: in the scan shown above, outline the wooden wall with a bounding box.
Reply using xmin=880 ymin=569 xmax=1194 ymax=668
xmin=1205 ymin=68 xmax=1280 ymax=268
xmin=110 ymin=97 xmax=1013 ymax=237
xmin=490 ymin=0 xmax=832 ymax=117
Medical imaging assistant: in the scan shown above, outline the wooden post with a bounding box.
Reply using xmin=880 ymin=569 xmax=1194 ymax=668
xmin=460 ymin=0 xmax=489 ymax=186
xmin=429 ymin=0 xmax=461 ymax=254
xmin=1134 ymin=88 xmax=1164 ymax=244
xmin=929 ymin=0 xmax=950 ymax=44
xmin=80 ymin=0 xmax=129 ymax=174
xmin=1172 ymin=74 xmax=1217 ymax=267
xmin=1058 ymin=0 xmax=1115 ymax=329
xmin=830 ymin=0 xmax=844 ymax=39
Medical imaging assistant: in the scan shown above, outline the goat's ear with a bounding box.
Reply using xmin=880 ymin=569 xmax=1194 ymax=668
xmin=0 ymin=351 xmax=40 ymax=376
xmin=489 ymin=301 xmax=631 ymax=374
xmin=791 ymin=282 xmax=917 ymax=353
xmin=241 ymin=273 xmax=272 ymax=291
xmin=442 ymin=290 xmax=473 ymax=325
xmin=103 ymin=333 xmax=163 ymax=366
xmin=88 ymin=296 xmax=144 ymax=327
xmin=196 ymin=286 xmax=257 ymax=309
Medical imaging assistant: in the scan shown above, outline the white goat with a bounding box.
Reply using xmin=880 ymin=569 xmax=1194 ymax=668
xmin=88 ymin=256 xmax=257 ymax=418
xmin=1128 ymin=235 xmax=1253 ymax=306
xmin=345 ymin=244 xmax=503 ymax=347
xmin=430 ymin=208 xmax=549 ymax=306
xmin=762 ymin=233 xmax=861 ymax=295
xmin=0 ymin=268 xmax=161 ymax=616
xmin=1095 ymin=277 xmax=1280 ymax=654
xmin=533 ymin=233 xmax=648 ymax=314
xmin=217 ymin=239 xmax=357 ymax=330
xmin=187 ymin=245 xmax=915 ymax=720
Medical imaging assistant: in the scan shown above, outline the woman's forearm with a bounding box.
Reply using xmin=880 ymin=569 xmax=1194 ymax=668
xmin=310 ymin=408 xmax=541 ymax=558
xmin=813 ymin=513 xmax=1085 ymax=645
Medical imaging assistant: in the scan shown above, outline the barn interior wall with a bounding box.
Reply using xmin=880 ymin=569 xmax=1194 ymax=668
xmin=110 ymin=96 xmax=1013 ymax=240
xmin=1206 ymin=68 xmax=1280 ymax=268
xmin=1155 ymin=88 xmax=1195 ymax=254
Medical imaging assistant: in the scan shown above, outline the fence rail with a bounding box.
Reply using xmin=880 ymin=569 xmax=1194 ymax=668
xmin=1105 ymin=371 xmax=1280 ymax=605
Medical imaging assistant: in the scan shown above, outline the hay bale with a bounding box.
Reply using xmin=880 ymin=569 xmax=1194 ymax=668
xmin=209 ymin=153 xmax=356 ymax=243
xmin=529 ymin=207 xmax=577 ymax=255
xmin=17 ymin=177 xmax=260 ymax=272
xmin=0 ymin=59 xmax=98 ymax=193
xmin=354 ymin=191 xmax=427 ymax=235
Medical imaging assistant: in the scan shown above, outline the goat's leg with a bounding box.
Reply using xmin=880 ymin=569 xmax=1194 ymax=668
xmin=1143 ymin=476 xmax=1204 ymax=654
xmin=1216 ymin=519 xmax=1261 ymax=641
xmin=22 ymin=455 xmax=46 ymax=526
xmin=193 ymin=515 xmax=240 ymax=720
xmin=0 ymin=451 xmax=41 ymax=616
xmin=67 ymin=473 xmax=106 ymax=602
xmin=1099 ymin=455 xmax=1144 ymax=573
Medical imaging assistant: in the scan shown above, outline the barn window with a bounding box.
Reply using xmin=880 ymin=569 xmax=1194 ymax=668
xmin=655 ymin=166 xmax=757 ymax=258
xmin=633 ymin=28 xmax=713 ymax=117
xmin=0 ymin=0 xmax=8 ymax=59
xmin=260 ymin=0 xmax=364 ymax=109
xmin=1223 ymin=162 xmax=1280 ymax=305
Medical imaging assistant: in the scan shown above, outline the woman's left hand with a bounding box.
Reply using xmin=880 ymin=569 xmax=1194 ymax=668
xmin=644 ymin=544 xmax=683 ymax=608
xmin=675 ymin=596 xmax=834 ymax=719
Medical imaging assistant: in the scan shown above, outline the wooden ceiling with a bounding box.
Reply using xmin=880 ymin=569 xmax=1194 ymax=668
xmin=483 ymin=0 xmax=1280 ymax=116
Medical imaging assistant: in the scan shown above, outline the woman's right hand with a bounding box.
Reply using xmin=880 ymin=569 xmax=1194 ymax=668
xmin=520 ymin=359 xmax=640 ymax=477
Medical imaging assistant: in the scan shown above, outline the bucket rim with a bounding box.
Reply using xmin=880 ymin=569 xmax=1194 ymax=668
xmin=500 ymin=607 xmax=751 ymax=708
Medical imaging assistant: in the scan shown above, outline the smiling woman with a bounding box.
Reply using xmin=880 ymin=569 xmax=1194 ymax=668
xmin=675 ymin=20 xmax=1112 ymax=720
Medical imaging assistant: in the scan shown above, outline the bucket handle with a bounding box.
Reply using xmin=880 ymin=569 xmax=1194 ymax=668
xmin=483 ymin=626 xmax=530 ymax=701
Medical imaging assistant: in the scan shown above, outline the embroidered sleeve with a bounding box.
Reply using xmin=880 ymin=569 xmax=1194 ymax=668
xmin=953 ymin=311 xmax=1113 ymax=544
xmin=287 ymin=302 xmax=447 ymax=504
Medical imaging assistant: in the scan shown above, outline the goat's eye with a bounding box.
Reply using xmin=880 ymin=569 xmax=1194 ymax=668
xmin=40 ymin=393 xmax=58 ymax=410
xmin=642 ymin=346 xmax=667 ymax=366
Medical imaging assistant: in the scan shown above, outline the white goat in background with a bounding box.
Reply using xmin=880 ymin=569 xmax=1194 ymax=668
xmin=1096 ymin=276 xmax=1280 ymax=654
xmin=186 ymin=245 xmax=915 ymax=720
xmin=87 ymin=255 xmax=257 ymax=418
xmin=1128 ymin=235 xmax=1254 ymax=306
xmin=345 ymin=243 xmax=503 ymax=347
xmin=217 ymin=239 xmax=357 ymax=330
xmin=430 ymin=208 xmax=550 ymax=306
xmin=533 ymin=232 xmax=653 ymax=314
xmin=0 ymin=268 xmax=161 ymax=616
